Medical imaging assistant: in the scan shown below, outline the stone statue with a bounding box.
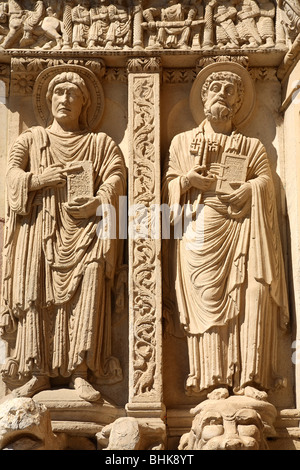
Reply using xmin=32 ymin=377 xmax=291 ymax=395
xmin=143 ymin=0 xmax=197 ymax=50
xmin=235 ymin=0 xmax=262 ymax=49
xmin=87 ymin=0 xmax=110 ymax=49
xmin=0 ymin=0 xmax=64 ymax=50
xmin=18 ymin=0 xmax=45 ymax=48
xmin=178 ymin=388 xmax=277 ymax=450
xmin=162 ymin=62 xmax=289 ymax=398
xmin=105 ymin=0 xmax=132 ymax=50
xmin=256 ymin=0 xmax=275 ymax=48
xmin=71 ymin=0 xmax=90 ymax=49
xmin=0 ymin=65 xmax=126 ymax=402
xmin=208 ymin=0 xmax=240 ymax=50
xmin=0 ymin=0 xmax=282 ymax=50
xmin=37 ymin=1 xmax=66 ymax=50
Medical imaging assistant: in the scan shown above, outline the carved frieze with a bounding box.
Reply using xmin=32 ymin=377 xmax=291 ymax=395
xmin=0 ymin=0 xmax=288 ymax=52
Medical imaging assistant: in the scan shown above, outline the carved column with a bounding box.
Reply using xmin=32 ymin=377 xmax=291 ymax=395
xmin=132 ymin=0 xmax=144 ymax=49
xmin=126 ymin=57 xmax=165 ymax=433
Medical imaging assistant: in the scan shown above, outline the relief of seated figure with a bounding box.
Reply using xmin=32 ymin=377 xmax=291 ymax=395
xmin=143 ymin=0 xmax=202 ymax=50
xmin=72 ymin=0 xmax=91 ymax=49
xmin=87 ymin=0 xmax=110 ymax=49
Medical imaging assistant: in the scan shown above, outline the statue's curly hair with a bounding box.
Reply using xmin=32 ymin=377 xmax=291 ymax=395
xmin=201 ymin=71 xmax=245 ymax=115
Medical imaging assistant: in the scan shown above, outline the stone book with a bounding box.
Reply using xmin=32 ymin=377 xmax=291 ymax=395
xmin=216 ymin=152 xmax=249 ymax=195
xmin=66 ymin=161 xmax=94 ymax=203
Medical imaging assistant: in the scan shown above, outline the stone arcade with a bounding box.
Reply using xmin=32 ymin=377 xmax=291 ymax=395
xmin=0 ymin=0 xmax=299 ymax=451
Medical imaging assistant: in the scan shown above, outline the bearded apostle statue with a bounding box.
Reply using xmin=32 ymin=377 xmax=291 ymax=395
xmin=162 ymin=62 xmax=289 ymax=399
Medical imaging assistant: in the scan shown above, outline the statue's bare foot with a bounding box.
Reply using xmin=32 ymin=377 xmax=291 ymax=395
xmin=12 ymin=375 xmax=50 ymax=398
xmin=70 ymin=377 xmax=101 ymax=402
xmin=207 ymin=387 xmax=229 ymax=400
xmin=234 ymin=385 xmax=268 ymax=401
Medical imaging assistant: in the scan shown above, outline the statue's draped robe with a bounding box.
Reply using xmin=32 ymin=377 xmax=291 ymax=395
xmin=106 ymin=5 xmax=131 ymax=47
xmin=158 ymin=3 xmax=190 ymax=47
xmin=88 ymin=6 xmax=110 ymax=46
xmin=2 ymin=126 xmax=126 ymax=382
xmin=162 ymin=122 xmax=289 ymax=394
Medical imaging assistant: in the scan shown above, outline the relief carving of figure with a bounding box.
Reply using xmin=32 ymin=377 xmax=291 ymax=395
xmin=22 ymin=0 xmax=67 ymax=50
xmin=162 ymin=62 xmax=289 ymax=399
xmin=0 ymin=1 xmax=9 ymax=44
xmin=18 ymin=0 xmax=45 ymax=47
xmin=0 ymin=0 xmax=28 ymax=49
xmin=235 ymin=0 xmax=262 ymax=48
xmin=208 ymin=0 xmax=240 ymax=49
xmin=105 ymin=0 xmax=132 ymax=50
xmin=256 ymin=0 xmax=275 ymax=48
xmin=0 ymin=0 xmax=65 ymax=50
xmin=278 ymin=0 xmax=300 ymax=44
xmin=37 ymin=1 xmax=66 ymax=50
xmin=143 ymin=0 xmax=198 ymax=50
xmin=0 ymin=66 xmax=126 ymax=402
xmin=87 ymin=0 xmax=110 ymax=49
xmin=72 ymin=0 xmax=90 ymax=48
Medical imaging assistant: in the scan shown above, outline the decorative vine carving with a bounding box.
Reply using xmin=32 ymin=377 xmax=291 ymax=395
xmin=130 ymin=70 xmax=159 ymax=399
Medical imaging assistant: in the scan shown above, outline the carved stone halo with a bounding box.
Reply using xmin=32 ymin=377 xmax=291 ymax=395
xmin=33 ymin=65 xmax=105 ymax=131
xmin=189 ymin=61 xmax=256 ymax=128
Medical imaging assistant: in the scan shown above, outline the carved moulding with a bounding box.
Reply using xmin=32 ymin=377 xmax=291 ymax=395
xmin=9 ymin=57 xmax=106 ymax=96
xmin=126 ymin=57 xmax=165 ymax=437
xmin=0 ymin=0 xmax=288 ymax=53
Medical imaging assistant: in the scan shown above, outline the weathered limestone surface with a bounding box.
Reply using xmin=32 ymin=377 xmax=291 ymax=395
xmin=0 ymin=0 xmax=299 ymax=451
xmin=0 ymin=396 xmax=59 ymax=449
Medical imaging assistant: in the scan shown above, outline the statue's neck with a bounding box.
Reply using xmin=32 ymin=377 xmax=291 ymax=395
xmin=49 ymin=119 xmax=81 ymax=134
xmin=204 ymin=119 xmax=233 ymax=137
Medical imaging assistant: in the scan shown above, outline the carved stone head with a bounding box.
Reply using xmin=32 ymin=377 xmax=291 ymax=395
xmin=190 ymin=406 xmax=266 ymax=449
xmin=189 ymin=62 xmax=255 ymax=128
xmin=33 ymin=65 xmax=105 ymax=131
xmin=201 ymin=71 xmax=245 ymax=123
xmin=179 ymin=395 xmax=277 ymax=450
xmin=46 ymin=72 xmax=91 ymax=129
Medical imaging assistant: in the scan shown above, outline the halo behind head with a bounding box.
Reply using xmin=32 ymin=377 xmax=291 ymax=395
xmin=189 ymin=62 xmax=256 ymax=128
xmin=33 ymin=65 xmax=105 ymax=131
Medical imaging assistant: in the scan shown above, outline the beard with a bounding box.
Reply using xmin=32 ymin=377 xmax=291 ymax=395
xmin=204 ymin=101 xmax=234 ymax=123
